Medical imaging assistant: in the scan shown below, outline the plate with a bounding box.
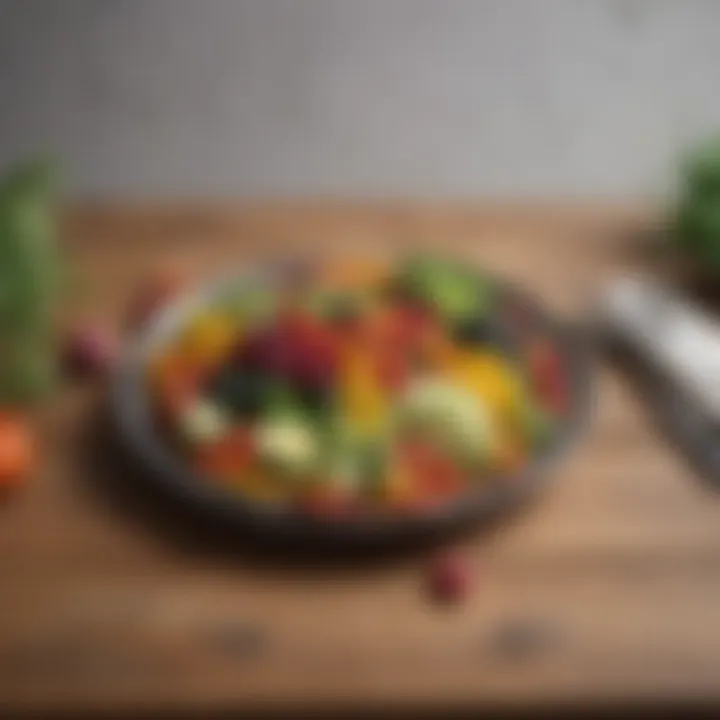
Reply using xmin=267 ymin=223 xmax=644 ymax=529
xmin=111 ymin=264 xmax=593 ymax=549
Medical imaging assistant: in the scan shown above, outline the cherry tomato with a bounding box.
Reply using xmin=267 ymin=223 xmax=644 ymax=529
xmin=153 ymin=359 xmax=201 ymax=420
xmin=398 ymin=440 xmax=464 ymax=500
xmin=194 ymin=427 xmax=256 ymax=480
xmin=374 ymin=347 xmax=410 ymax=392
xmin=394 ymin=302 xmax=434 ymax=349
xmin=0 ymin=414 xmax=35 ymax=491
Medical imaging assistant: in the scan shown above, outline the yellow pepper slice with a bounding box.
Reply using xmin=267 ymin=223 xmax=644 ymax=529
xmin=338 ymin=351 xmax=387 ymax=435
xmin=178 ymin=311 xmax=238 ymax=366
xmin=445 ymin=350 xmax=523 ymax=420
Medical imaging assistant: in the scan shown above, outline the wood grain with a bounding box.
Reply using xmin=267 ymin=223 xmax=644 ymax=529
xmin=2 ymin=202 xmax=716 ymax=713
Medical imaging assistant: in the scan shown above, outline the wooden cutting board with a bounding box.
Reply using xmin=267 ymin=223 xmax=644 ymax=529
xmin=2 ymin=203 xmax=719 ymax=715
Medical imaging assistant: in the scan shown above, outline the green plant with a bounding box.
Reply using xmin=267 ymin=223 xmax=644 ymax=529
xmin=674 ymin=135 xmax=720 ymax=271
xmin=0 ymin=159 xmax=62 ymax=404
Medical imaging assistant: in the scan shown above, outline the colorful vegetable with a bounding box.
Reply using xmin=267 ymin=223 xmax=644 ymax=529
xmin=254 ymin=415 xmax=320 ymax=480
xmin=178 ymin=398 xmax=231 ymax=445
xmin=194 ymin=427 xmax=255 ymax=481
xmin=398 ymin=377 xmax=493 ymax=465
xmin=179 ymin=311 xmax=237 ymax=367
xmin=0 ymin=414 xmax=34 ymax=489
xmin=398 ymin=255 xmax=490 ymax=323
xmin=339 ymin=351 xmax=387 ymax=435
xmin=151 ymin=356 xmax=201 ymax=420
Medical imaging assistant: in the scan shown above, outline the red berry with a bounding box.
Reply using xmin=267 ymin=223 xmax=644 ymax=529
xmin=426 ymin=551 xmax=472 ymax=605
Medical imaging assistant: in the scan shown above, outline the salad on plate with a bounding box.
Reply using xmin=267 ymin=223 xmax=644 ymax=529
xmin=146 ymin=255 xmax=568 ymax=517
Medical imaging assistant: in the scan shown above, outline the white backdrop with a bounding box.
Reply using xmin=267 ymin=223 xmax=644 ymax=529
xmin=1 ymin=0 xmax=718 ymax=198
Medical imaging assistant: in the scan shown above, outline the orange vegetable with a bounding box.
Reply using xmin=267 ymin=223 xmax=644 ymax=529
xmin=374 ymin=346 xmax=410 ymax=392
xmin=150 ymin=355 xmax=201 ymax=420
xmin=194 ymin=427 xmax=256 ymax=481
xmin=179 ymin=312 xmax=238 ymax=367
xmin=401 ymin=440 xmax=463 ymax=497
xmin=0 ymin=414 xmax=34 ymax=490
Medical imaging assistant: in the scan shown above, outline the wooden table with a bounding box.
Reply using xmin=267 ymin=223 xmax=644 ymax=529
xmin=2 ymin=203 xmax=719 ymax=715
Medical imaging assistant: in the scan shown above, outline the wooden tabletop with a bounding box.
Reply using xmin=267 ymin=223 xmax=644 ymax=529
xmin=2 ymin=203 xmax=719 ymax=715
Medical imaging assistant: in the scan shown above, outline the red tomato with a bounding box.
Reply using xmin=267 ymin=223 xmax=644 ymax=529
xmin=194 ymin=427 xmax=256 ymax=479
xmin=399 ymin=440 xmax=464 ymax=499
xmin=365 ymin=307 xmax=400 ymax=346
xmin=0 ymin=414 xmax=34 ymax=491
xmin=394 ymin=302 xmax=433 ymax=346
xmin=155 ymin=364 xmax=201 ymax=420
xmin=374 ymin=347 xmax=410 ymax=392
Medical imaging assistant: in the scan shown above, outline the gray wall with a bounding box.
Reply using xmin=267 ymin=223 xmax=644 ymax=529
xmin=1 ymin=0 xmax=718 ymax=198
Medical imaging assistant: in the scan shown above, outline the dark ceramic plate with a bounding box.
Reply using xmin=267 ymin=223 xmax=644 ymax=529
xmin=111 ymin=266 xmax=593 ymax=550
